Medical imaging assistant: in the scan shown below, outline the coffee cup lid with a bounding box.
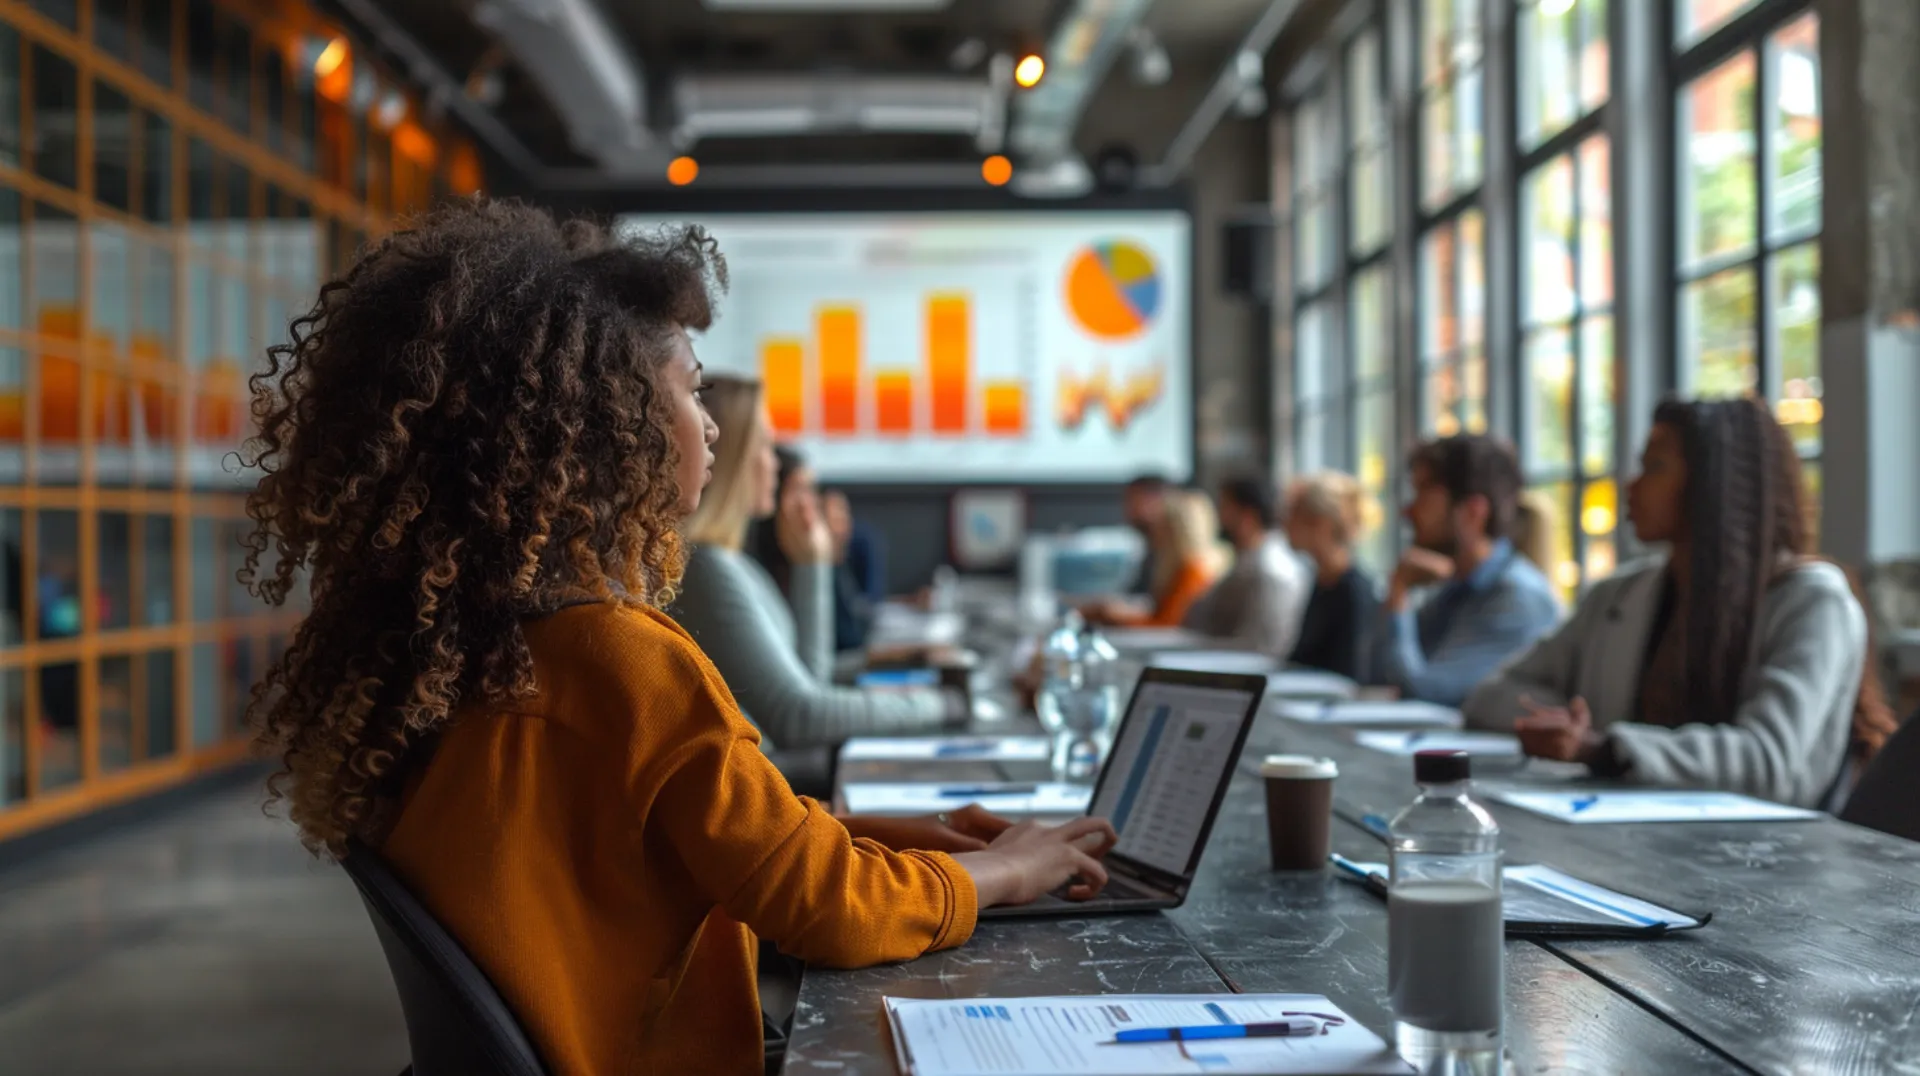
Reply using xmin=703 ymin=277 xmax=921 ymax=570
xmin=1259 ymin=754 xmax=1338 ymax=780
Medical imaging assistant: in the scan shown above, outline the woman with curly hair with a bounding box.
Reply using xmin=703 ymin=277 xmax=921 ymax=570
xmin=241 ymin=199 xmax=1115 ymax=1075
xmin=1464 ymin=396 xmax=1896 ymax=806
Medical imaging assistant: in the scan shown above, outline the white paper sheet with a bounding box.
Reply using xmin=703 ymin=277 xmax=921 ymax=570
xmin=1264 ymin=670 xmax=1359 ymax=700
xmin=883 ymin=993 xmax=1409 ymax=1076
xmin=1102 ymin=627 xmax=1210 ymax=652
xmin=1148 ymin=650 xmax=1279 ymax=674
xmin=1488 ymin=789 xmax=1822 ymax=824
xmin=841 ymin=782 xmax=1093 ymax=816
xmin=838 ymin=737 xmax=1053 ymax=762
xmin=1332 ymin=860 xmax=1702 ymax=931
xmin=1272 ymin=699 xmax=1463 ymax=728
xmin=1353 ymin=730 xmax=1522 ymax=757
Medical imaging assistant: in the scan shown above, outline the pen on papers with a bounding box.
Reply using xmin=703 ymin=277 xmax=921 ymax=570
xmin=1328 ymin=854 xmax=1389 ymax=895
xmin=1112 ymin=1019 xmax=1322 ymax=1044
xmin=933 ymin=740 xmax=997 ymax=758
xmin=1358 ymin=813 xmax=1391 ymax=841
xmin=938 ymin=784 xmax=1037 ymax=798
xmin=1568 ymin=794 xmax=1601 ymax=814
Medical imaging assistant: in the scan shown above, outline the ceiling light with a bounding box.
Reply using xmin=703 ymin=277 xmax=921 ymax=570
xmin=667 ymin=156 xmax=699 ymax=186
xmin=373 ymin=89 xmax=408 ymax=130
xmin=1014 ymin=54 xmax=1046 ymax=88
xmin=981 ymin=155 xmax=1012 ymax=186
xmin=312 ymin=37 xmax=348 ymax=80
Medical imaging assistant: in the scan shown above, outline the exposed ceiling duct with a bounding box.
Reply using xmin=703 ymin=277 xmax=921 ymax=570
xmin=1145 ymin=0 xmax=1305 ymax=184
xmin=471 ymin=0 xmax=660 ymax=172
xmin=672 ymin=71 xmax=1006 ymax=151
xmin=1005 ymin=0 xmax=1156 ymax=197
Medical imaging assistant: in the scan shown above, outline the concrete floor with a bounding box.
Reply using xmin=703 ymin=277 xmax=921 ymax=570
xmin=0 ymin=775 xmax=409 ymax=1075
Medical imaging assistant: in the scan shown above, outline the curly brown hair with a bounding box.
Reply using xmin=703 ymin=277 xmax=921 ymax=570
xmin=240 ymin=198 xmax=726 ymax=856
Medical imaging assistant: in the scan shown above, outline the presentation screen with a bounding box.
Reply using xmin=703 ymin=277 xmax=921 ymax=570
xmin=616 ymin=210 xmax=1192 ymax=483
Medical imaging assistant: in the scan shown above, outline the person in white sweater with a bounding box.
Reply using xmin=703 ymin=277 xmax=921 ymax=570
xmin=1180 ymin=473 xmax=1311 ymax=656
xmin=1463 ymin=397 xmax=1896 ymax=807
xmin=671 ymin=376 xmax=964 ymax=753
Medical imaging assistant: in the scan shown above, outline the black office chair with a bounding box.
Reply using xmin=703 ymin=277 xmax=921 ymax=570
xmin=340 ymin=844 xmax=550 ymax=1076
xmin=1842 ymin=710 xmax=1920 ymax=843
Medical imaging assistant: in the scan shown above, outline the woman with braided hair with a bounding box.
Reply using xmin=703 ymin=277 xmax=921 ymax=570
xmin=1463 ymin=396 xmax=1896 ymax=807
xmin=241 ymin=199 xmax=1116 ymax=1074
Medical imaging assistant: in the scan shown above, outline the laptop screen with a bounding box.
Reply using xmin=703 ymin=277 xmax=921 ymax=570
xmin=1087 ymin=678 xmax=1261 ymax=878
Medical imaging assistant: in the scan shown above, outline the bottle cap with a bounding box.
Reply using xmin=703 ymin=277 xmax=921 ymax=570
xmin=1412 ymin=749 xmax=1471 ymax=784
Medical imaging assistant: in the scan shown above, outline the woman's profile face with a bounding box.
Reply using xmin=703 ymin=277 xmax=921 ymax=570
xmin=1628 ymin=422 xmax=1688 ymax=545
xmin=666 ymin=329 xmax=717 ymax=517
xmin=750 ymin=409 xmax=780 ymax=519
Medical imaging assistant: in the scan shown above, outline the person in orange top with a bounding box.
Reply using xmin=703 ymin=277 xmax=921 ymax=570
xmin=239 ymin=200 xmax=1116 ymax=1076
xmin=1084 ymin=488 xmax=1228 ymax=628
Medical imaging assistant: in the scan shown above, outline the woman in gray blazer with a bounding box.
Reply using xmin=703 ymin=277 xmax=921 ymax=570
xmin=1464 ymin=397 xmax=1894 ymax=807
xmin=671 ymin=376 xmax=963 ymax=752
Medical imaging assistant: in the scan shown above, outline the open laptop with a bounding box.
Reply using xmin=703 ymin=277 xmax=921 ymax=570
xmin=981 ymin=666 xmax=1268 ymax=918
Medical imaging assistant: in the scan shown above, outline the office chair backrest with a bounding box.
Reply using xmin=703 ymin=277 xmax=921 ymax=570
xmin=1841 ymin=711 xmax=1920 ymax=844
xmin=342 ymin=844 xmax=549 ymax=1076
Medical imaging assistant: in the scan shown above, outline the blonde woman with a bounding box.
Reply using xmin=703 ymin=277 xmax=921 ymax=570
xmin=1283 ymin=472 xmax=1382 ymax=680
xmin=672 ymin=376 xmax=965 ymax=750
xmin=1085 ymin=488 xmax=1228 ymax=628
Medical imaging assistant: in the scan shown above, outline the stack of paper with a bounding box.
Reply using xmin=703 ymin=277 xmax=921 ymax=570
xmin=1353 ymin=730 xmax=1522 ymax=758
xmin=840 ymin=782 xmax=1092 ymax=816
xmin=1273 ymin=699 xmax=1463 ymax=729
xmin=838 ymin=737 xmax=1052 ymax=763
xmin=884 ymin=993 xmax=1408 ymax=1075
xmin=1488 ymin=789 xmax=1822 ymax=824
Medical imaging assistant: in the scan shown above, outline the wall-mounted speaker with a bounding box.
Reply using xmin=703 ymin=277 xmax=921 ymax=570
xmin=1092 ymin=143 xmax=1139 ymax=193
xmin=1221 ymin=211 xmax=1275 ymax=302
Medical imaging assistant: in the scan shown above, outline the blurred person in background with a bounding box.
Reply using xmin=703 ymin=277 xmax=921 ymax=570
xmin=1180 ymin=473 xmax=1311 ymax=655
xmin=1465 ymin=397 xmax=1894 ymax=807
xmin=1120 ymin=473 xmax=1170 ymax=595
xmin=675 ymin=376 xmax=966 ymax=753
xmin=1370 ymin=434 xmax=1562 ymax=706
xmin=1511 ymin=490 xmax=1557 ymax=575
xmin=1284 ymin=472 xmax=1382 ymax=681
xmin=1084 ymin=488 xmax=1227 ymax=629
xmin=823 ymin=489 xmax=885 ymax=652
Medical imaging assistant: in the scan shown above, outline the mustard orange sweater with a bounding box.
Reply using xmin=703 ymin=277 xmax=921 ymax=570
xmin=381 ymin=602 xmax=978 ymax=1076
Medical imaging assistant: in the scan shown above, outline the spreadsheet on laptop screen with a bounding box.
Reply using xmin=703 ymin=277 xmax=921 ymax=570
xmin=1088 ymin=683 xmax=1255 ymax=877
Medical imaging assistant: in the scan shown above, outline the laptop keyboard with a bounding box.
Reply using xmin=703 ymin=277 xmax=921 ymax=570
xmin=1050 ymin=874 xmax=1155 ymax=902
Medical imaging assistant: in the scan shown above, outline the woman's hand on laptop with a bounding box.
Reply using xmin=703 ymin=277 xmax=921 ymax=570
xmin=836 ymin=805 xmax=1015 ymax=854
xmin=955 ymin=817 xmax=1119 ymax=907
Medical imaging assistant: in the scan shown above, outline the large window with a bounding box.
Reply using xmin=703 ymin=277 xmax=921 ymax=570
xmin=1674 ymin=7 xmax=1822 ymax=522
xmin=1517 ymin=0 xmax=1614 ymax=598
xmin=1287 ymin=15 xmax=1396 ymax=572
xmin=0 ymin=2 xmax=483 ymax=837
xmin=1417 ymin=0 xmax=1488 ymax=442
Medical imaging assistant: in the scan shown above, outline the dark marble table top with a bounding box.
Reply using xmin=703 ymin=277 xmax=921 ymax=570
xmin=788 ymin=700 xmax=1920 ymax=1075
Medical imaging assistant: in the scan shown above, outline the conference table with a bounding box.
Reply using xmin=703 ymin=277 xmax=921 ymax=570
xmin=783 ymin=594 xmax=1920 ymax=1075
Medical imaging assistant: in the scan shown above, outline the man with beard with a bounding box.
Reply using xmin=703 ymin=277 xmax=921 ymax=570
xmin=1370 ymin=435 xmax=1562 ymax=706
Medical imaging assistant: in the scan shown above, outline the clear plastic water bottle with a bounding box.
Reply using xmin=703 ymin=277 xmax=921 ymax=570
xmin=1057 ymin=626 xmax=1121 ymax=784
xmin=1035 ymin=611 xmax=1084 ymax=744
xmin=1388 ymin=749 xmax=1504 ymax=1074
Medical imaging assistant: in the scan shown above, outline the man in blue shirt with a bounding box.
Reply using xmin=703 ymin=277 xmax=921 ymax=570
xmin=1372 ymin=435 xmax=1562 ymax=706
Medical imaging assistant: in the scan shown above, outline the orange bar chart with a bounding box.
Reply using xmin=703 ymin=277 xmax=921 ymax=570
xmin=875 ymin=371 xmax=914 ymax=435
xmin=926 ymin=293 xmax=969 ymax=434
xmin=982 ymin=381 xmax=1027 ymax=436
xmin=817 ymin=305 xmax=860 ymax=435
xmin=761 ymin=337 xmax=805 ymax=434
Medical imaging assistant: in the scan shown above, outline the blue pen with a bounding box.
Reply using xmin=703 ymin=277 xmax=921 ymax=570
xmin=1113 ymin=1019 xmax=1321 ymax=1043
xmin=1569 ymin=794 xmax=1601 ymax=814
xmin=938 ymin=784 xmax=1037 ymax=798
xmin=933 ymin=741 xmax=997 ymax=758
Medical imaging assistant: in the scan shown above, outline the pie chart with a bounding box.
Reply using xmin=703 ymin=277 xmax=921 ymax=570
xmin=1065 ymin=240 xmax=1162 ymax=341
